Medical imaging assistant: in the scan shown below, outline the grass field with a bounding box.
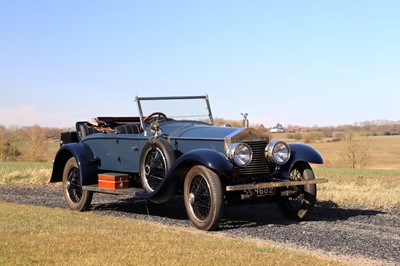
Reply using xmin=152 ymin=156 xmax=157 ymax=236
xmin=0 ymin=202 xmax=343 ymax=266
xmin=0 ymin=162 xmax=52 ymax=184
xmin=298 ymin=135 xmax=400 ymax=169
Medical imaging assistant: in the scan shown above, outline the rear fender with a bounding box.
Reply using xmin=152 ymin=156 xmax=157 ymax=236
xmin=280 ymin=143 xmax=323 ymax=176
xmin=50 ymin=143 xmax=98 ymax=186
xmin=139 ymin=148 xmax=233 ymax=203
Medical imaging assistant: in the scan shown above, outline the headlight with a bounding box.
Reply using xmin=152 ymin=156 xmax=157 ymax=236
xmin=227 ymin=143 xmax=253 ymax=167
xmin=265 ymin=141 xmax=290 ymax=165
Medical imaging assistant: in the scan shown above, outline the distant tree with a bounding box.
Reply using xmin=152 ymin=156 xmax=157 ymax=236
xmin=26 ymin=125 xmax=47 ymax=162
xmin=214 ymin=117 xmax=242 ymax=127
xmin=285 ymin=133 xmax=302 ymax=140
xmin=0 ymin=125 xmax=7 ymax=161
xmin=5 ymin=126 xmax=24 ymax=162
xmin=321 ymin=127 xmax=333 ymax=138
xmin=336 ymin=130 xmax=371 ymax=169
xmin=47 ymin=127 xmax=71 ymax=140
xmin=303 ymin=131 xmax=323 ymax=143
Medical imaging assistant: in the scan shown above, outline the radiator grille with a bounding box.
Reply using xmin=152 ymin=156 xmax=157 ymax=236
xmin=234 ymin=141 xmax=272 ymax=176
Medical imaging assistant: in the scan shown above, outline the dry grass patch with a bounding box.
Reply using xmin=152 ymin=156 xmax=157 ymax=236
xmin=315 ymin=168 xmax=400 ymax=209
xmin=0 ymin=202 xmax=343 ymax=266
xmin=310 ymin=135 xmax=400 ymax=169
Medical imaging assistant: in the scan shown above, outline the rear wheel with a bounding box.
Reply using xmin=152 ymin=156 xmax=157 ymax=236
xmin=277 ymin=162 xmax=316 ymax=219
xmin=184 ymin=165 xmax=224 ymax=231
xmin=62 ymin=157 xmax=93 ymax=211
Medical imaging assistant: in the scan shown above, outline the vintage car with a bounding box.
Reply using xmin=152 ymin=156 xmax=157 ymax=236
xmin=50 ymin=95 xmax=327 ymax=231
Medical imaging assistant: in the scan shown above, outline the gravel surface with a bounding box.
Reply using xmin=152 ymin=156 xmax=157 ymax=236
xmin=1 ymin=184 xmax=399 ymax=265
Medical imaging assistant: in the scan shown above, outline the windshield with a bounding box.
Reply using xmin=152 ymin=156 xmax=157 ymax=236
xmin=135 ymin=95 xmax=214 ymax=125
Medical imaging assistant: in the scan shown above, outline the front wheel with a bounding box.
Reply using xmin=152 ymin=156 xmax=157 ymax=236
xmin=140 ymin=138 xmax=175 ymax=193
xmin=62 ymin=157 xmax=93 ymax=211
xmin=277 ymin=162 xmax=316 ymax=220
xmin=183 ymin=165 xmax=224 ymax=231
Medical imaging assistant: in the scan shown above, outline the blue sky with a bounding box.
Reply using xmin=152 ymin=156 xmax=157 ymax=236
xmin=1 ymin=1 xmax=399 ymax=128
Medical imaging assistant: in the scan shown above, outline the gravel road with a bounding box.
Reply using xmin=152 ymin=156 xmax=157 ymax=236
xmin=1 ymin=184 xmax=399 ymax=265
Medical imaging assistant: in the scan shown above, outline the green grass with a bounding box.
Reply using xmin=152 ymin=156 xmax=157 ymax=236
xmin=0 ymin=202 xmax=343 ymax=266
xmin=0 ymin=162 xmax=52 ymax=184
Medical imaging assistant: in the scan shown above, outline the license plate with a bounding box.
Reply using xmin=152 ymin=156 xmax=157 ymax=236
xmin=244 ymin=187 xmax=275 ymax=196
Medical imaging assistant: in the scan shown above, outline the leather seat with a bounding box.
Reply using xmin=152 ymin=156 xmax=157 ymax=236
xmin=115 ymin=123 xmax=142 ymax=134
xmin=78 ymin=123 xmax=100 ymax=138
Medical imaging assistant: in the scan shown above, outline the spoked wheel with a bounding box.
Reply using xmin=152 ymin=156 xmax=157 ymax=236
xmin=62 ymin=157 xmax=93 ymax=211
xmin=277 ymin=162 xmax=316 ymax=220
xmin=140 ymin=138 xmax=175 ymax=193
xmin=184 ymin=165 xmax=223 ymax=231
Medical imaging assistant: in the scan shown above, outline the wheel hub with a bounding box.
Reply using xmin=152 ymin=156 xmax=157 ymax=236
xmin=189 ymin=193 xmax=195 ymax=204
xmin=144 ymin=165 xmax=151 ymax=175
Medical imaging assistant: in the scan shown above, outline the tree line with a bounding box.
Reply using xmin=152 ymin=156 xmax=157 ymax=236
xmin=1 ymin=119 xmax=399 ymax=167
xmin=214 ymin=118 xmax=400 ymax=137
xmin=0 ymin=125 xmax=69 ymax=162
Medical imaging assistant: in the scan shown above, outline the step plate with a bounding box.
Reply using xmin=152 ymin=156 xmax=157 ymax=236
xmin=83 ymin=184 xmax=145 ymax=196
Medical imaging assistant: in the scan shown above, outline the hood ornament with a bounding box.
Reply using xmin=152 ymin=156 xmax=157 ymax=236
xmin=241 ymin=113 xmax=249 ymax=128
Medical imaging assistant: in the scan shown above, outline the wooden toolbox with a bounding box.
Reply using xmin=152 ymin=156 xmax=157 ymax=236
xmin=98 ymin=173 xmax=129 ymax=189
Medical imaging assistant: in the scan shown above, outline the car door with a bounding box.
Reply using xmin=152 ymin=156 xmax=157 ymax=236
xmin=83 ymin=135 xmax=120 ymax=171
xmin=116 ymin=135 xmax=140 ymax=173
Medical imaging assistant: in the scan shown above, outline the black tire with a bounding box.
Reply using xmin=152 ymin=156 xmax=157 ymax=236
xmin=62 ymin=157 xmax=93 ymax=211
xmin=140 ymin=138 xmax=175 ymax=193
xmin=277 ymin=162 xmax=316 ymax=220
xmin=183 ymin=165 xmax=224 ymax=231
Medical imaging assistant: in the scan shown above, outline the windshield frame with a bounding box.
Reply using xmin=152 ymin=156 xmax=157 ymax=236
xmin=135 ymin=95 xmax=214 ymax=129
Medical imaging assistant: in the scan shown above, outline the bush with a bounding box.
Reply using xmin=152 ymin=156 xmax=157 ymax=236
xmin=336 ymin=130 xmax=372 ymax=169
xmin=303 ymin=132 xmax=323 ymax=143
xmin=285 ymin=133 xmax=303 ymax=140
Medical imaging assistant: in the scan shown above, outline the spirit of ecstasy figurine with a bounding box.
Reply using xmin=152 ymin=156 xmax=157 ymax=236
xmin=241 ymin=113 xmax=249 ymax=128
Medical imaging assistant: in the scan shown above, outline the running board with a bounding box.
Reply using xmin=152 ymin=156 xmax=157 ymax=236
xmin=225 ymin=178 xmax=328 ymax=192
xmin=82 ymin=184 xmax=145 ymax=196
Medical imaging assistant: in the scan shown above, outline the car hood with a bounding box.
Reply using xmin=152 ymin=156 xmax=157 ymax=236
xmin=162 ymin=123 xmax=269 ymax=142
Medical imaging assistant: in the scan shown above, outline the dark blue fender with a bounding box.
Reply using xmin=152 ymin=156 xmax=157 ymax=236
xmin=139 ymin=148 xmax=233 ymax=204
xmin=280 ymin=143 xmax=323 ymax=176
xmin=50 ymin=143 xmax=98 ymax=186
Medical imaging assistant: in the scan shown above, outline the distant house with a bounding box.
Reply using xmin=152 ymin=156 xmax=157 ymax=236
xmin=287 ymin=127 xmax=305 ymax=133
xmin=270 ymin=123 xmax=285 ymax=133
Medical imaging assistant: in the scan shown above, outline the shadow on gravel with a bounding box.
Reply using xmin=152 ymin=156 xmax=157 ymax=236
xmin=86 ymin=194 xmax=385 ymax=231
xmin=312 ymin=201 xmax=386 ymax=222
xmin=90 ymin=196 xmax=189 ymax=221
xmin=219 ymin=201 xmax=386 ymax=231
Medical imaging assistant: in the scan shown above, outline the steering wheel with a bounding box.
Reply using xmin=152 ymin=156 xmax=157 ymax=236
xmin=143 ymin=112 xmax=168 ymax=124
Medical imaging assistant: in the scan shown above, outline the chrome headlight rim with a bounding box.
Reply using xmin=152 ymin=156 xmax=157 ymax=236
xmin=265 ymin=140 xmax=291 ymax=165
xmin=226 ymin=142 xmax=253 ymax=167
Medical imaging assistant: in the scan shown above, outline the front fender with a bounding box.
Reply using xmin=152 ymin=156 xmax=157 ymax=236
xmin=173 ymin=148 xmax=233 ymax=175
xmin=139 ymin=148 xmax=233 ymax=203
xmin=50 ymin=143 xmax=98 ymax=186
xmin=280 ymin=143 xmax=323 ymax=176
